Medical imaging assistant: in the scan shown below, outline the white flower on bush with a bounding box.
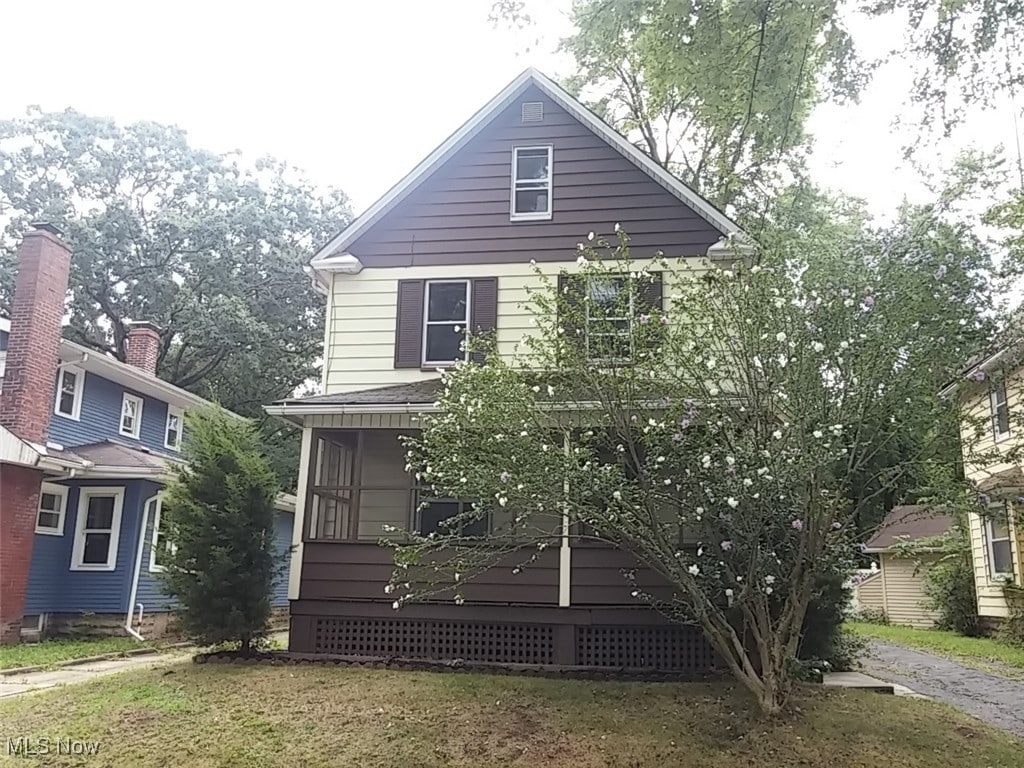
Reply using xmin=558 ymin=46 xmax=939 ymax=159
xmin=776 ymin=331 xmax=787 ymax=342
xmin=613 ymin=490 xmax=623 ymax=501
xmin=812 ymin=430 xmax=823 ymax=439
xmin=702 ymin=455 xmax=712 ymax=468
xmin=811 ymin=341 xmax=825 ymax=353
xmin=764 ymin=575 xmax=776 ymax=585
xmin=688 ymin=564 xmax=700 ymax=576
xmin=743 ymin=478 xmax=753 ymax=487
xmin=727 ymin=497 xmax=739 ymax=508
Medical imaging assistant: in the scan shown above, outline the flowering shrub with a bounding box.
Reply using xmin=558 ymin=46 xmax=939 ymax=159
xmin=393 ymin=230 xmax=983 ymax=715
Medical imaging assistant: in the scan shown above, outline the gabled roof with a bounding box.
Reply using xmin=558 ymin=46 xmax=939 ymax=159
xmin=310 ymin=68 xmax=745 ymax=278
xmin=864 ymin=505 xmax=954 ymax=552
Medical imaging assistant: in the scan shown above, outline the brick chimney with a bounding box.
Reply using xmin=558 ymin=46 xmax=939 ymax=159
xmin=124 ymin=321 xmax=161 ymax=375
xmin=0 ymin=223 xmax=72 ymax=645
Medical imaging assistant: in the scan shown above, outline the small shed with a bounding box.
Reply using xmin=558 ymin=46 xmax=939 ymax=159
xmin=853 ymin=506 xmax=954 ymax=628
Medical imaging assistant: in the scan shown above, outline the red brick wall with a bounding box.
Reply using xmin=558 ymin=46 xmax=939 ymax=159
xmin=0 ymin=463 xmax=45 ymax=643
xmin=0 ymin=226 xmax=72 ymax=645
xmin=124 ymin=322 xmax=160 ymax=375
xmin=0 ymin=228 xmax=72 ymax=444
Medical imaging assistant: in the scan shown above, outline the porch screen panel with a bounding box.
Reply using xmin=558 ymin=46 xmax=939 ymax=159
xmin=309 ymin=432 xmax=356 ymax=539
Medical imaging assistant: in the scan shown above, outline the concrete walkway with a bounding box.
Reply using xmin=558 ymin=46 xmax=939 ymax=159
xmin=0 ymin=652 xmax=188 ymax=699
xmin=862 ymin=639 xmax=1024 ymax=736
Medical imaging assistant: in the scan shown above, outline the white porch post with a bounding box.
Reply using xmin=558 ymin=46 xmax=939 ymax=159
xmin=559 ymin=431 xmax=571 ymax=607
xmin=287 ymin=427 xmax=314 ymax=601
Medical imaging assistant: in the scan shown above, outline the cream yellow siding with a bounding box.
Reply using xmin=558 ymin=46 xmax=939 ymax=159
xmin=853 ymin=572 xmax=884 ymax=613
xmin=323 ymin=258 xmax=707 ymax=394
xmin=878 ymin=553 xmax=940 ymax=628
xmin=958 ymin=367 xmax=1024 ymax=618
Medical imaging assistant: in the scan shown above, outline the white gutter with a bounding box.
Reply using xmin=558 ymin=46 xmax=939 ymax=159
xmin=938 ymin=348 xmax=1008 ymax=399
xmin=125 ymin=495 xmax=155 ymax=642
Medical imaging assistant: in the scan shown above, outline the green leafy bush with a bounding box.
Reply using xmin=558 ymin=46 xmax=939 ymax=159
xmin=922 ymin=553 xmax=980 ymax=636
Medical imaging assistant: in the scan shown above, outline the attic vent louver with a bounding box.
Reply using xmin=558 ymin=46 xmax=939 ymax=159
xmin=521 ymin=101 xmax=543 ymax=123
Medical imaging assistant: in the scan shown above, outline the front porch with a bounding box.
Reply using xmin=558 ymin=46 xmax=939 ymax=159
xmin=285 ymin=421 xmax=717 ymax=672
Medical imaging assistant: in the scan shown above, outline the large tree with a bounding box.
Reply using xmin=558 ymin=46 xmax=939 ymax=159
xmin=557 ymin=0 xmax=868 ymax=209
xmin=393 ymin=221 xmax=990 ymax=714
xmin=0 ymin=109 xmax=350 ymax=484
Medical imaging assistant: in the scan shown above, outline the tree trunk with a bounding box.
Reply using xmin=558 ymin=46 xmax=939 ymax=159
xmin=240 ymin=636 xmax=252 ymax=657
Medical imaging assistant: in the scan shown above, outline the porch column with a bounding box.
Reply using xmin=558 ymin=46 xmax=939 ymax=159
xmin=288 ymin=427 xmax=314 ymax=601
xmin=559 ymin=431 xmax=571 ymax=607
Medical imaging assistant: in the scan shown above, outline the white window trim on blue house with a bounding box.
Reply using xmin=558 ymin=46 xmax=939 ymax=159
xmin=120 ymin=393 xmax=143 ymax=439
xmin=147 ymin=495 xmax=177 ymax=572
xmin=165 ymin=406 xmax=184 ymax=451
xmin=70 ymin=486 xmax=125 ymax=571
xmin=53 ymin=365 xmax=85 ymax=421
xmin=35 ymin=482 xmax=68 ymax=536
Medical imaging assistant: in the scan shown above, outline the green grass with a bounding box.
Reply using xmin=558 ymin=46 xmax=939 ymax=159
xmin=0 ymin=662 xmax=1021 ymax=767
xmin=0 ymin=637 xmax=157 ymax=671
xmin=847 ymin=621 xmax=1024 ymax=671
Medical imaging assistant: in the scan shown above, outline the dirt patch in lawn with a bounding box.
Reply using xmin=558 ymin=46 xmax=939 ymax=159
xmin=0 ymin=662 xmax=1021 ymax=767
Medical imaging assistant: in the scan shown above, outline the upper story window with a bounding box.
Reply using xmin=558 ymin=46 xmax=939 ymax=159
xmin=991 ymin=378 xmax=1011 ymax=442
xmin=54 ymin=366 xmax=85 ymax=421
xmin=165 ymin=406 xmax=184 ymax=450
xmin=423 ymin=281 xmax=470 ymax=366
xmin=36 ymin=482 xmax=68 ymax=535
xmin=511 ymin=146 xmax=552 ymax=221
xmin=586 ymin=277 xmax=633 ymax=362
xmin=986 ymin=504 xmax=1013 ymax=579
xmin=120 ymin=393 xmax=143 ymax=439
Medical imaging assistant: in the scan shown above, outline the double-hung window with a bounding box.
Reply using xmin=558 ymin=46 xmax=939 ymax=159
xmin=511 ymin=146 xmax=552 ymax=220
xmin=36 ymin=482 xmax=68 ymax=535
xmin=148 ymin=496 xmax=176 ymax=571
xmin=165 ymin=406 xmax=183 ymax=450
xmin=54 ymin=366 xmax=85 ymax=420
xmin=986 ymin=505 xmax=1014 ymax=579
xmin=71 ymin=487 xmax=124 ymax=571
xmin=120 ymin=393 xmax=143 ymax=439
xmin=423 ymin=280 xmax=470 ymax=366
xmin=991 ymin=378 xmax=1011 ymax=441
xmin=585 ymin=276 xmax=633 ymax=362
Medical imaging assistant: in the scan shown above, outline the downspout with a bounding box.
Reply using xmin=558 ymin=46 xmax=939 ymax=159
xmin=559 ymin=431 xmax=571 ymax=607
xmin=125 ymin=496 xmax=153 ymax=641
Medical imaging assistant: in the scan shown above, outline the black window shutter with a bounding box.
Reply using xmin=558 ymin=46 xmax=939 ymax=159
xmin=470 ymin=277 xmax=498 ymax=363
xmin=637 ymin=271 xmax=663 ymax=314
xmin=394 ymin=279 xmax=425 ymax=368
xmin=558 ymin=273 xmax=586 ymax=352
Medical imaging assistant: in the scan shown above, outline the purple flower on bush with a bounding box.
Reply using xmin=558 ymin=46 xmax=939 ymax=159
xmin=935 ymin=265 xmax=948 ymax=279
xmin=972 ymin=370 xmax=986 ymax=382
xmin=639 ymin=314 xmax=651 ymax=324
xmin=500 ymin=471 xmax=510 ymax=483
xmin=861 ymin=295 xmax=875 ymax=311
xmin=720 ymin=540 xmax=733 ymax=551
xmin=791 ymin=519 xmax=804 ymax=531
xmin=659 ymin=315 xmax=669 ymax=325
xmin=979 ymin=493 xmax=991 ymax=506
xmin=672 ymin=432 xmax=684 ymax=442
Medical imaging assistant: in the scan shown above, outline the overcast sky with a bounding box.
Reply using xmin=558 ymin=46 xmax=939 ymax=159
xmin=1 ymin=0 xmax=1019 ymax=221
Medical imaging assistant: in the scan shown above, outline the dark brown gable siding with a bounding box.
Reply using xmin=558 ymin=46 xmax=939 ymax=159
xmin=347 ymin=85 xmax=723 ymax=267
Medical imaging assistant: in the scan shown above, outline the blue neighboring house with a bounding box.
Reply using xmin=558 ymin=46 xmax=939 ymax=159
xmin=0 ymin=316 xmax=295 ymax=641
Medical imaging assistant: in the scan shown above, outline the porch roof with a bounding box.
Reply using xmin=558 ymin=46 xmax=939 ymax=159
xmin=47 ymin=440 xmax=176 ymax=478
xmin=274 ymin=380 xmax=444 ymax=407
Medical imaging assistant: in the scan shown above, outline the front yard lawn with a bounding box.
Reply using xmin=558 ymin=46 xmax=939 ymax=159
xmin=0 ymin=662 xmax=1020 ymax=767
xmin=0 ymin=637 xmax=157 ymax=671
xmin=847 ymin=621 xmax=1024 ymax=672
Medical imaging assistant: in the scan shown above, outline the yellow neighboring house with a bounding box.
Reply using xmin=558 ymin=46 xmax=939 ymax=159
xmin=944 ymin=352 xmax=1024 ymax=620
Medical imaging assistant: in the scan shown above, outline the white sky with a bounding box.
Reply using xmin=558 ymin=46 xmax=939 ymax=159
xmin=0 ymin=0 xmax=1020 ymax=222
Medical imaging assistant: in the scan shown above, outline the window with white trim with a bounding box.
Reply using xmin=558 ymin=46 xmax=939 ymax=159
xmin=120 ymin=393 xmax=143 ymax=439
xmin=36 ymin=482 xmax=68 ymax=535
xmin=511 ymin=146 xmax=552 ymax=220
xmin=585 ymin=276 xmax=633 ymax=362
xmin=165 ymin=406 xmax=183 ymax=450
xmin=71 ymin=487 xmax=124 ymax=570
xmin=54 ymin=366 xmax=85 ymax=420
xmin=147 ymin=496 xmax=176 ymax=572
xmin=991 ymin=378 xmax=1011 ymax=441
xmin=422 ymin=280 xmax=470 ymax=366
xmin=986 ymin=506 xmax=1014 ymax=579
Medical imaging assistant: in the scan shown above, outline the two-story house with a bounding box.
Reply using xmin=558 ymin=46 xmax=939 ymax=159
xmin=0 ymin=224 xmax=295 ymax=644
xmin=264 ymin=69 xmax=745 ymax=672
xmin=944 ymin=346 xmax=1024 ymax=623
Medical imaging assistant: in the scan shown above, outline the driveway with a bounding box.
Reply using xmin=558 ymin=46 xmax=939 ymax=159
xmin=862 ymin=639 xmax=1024 ymax=736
